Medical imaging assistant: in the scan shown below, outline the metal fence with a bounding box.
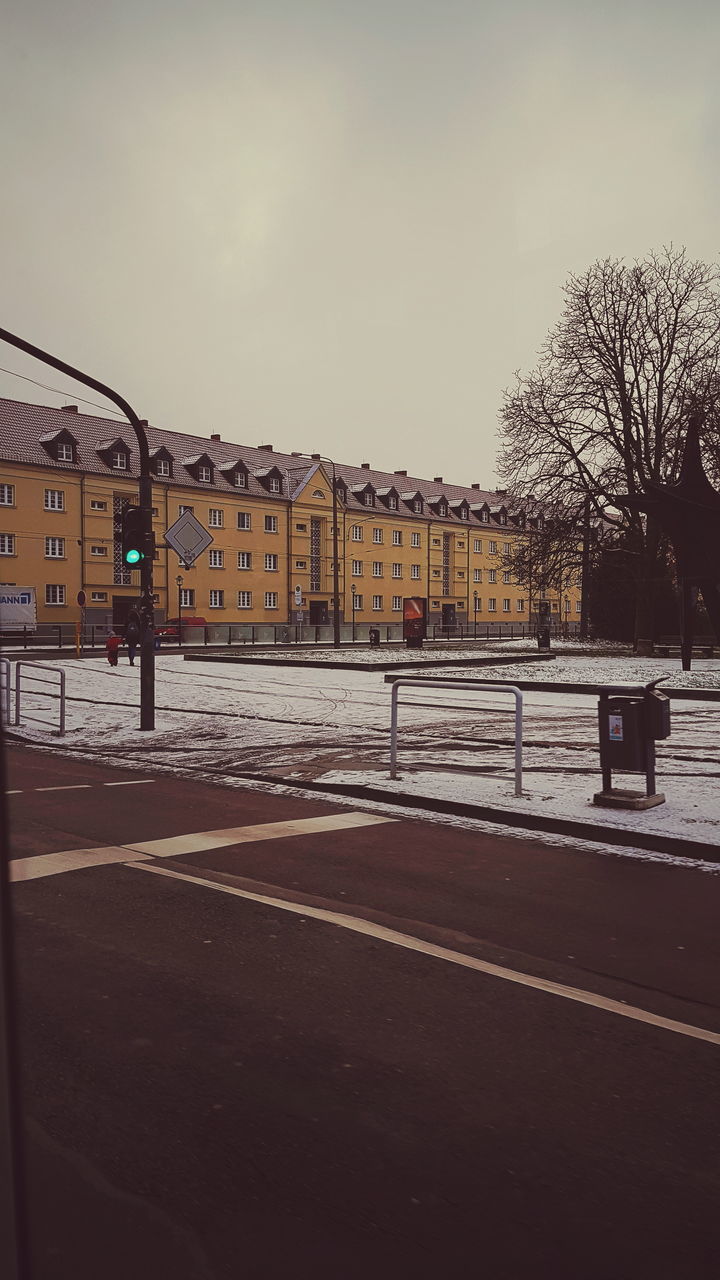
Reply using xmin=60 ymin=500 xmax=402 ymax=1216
xmin=13 ymin=662 xmax=66 ymax=736
xmin=1 ymin=619 xmax=581 ymax=650
xmin=0 ymin=657 xmax=10 ymax=725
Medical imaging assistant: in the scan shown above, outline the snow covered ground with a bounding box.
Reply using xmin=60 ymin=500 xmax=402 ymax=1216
xmin=6 ymin=650 xmax=720 ymax=856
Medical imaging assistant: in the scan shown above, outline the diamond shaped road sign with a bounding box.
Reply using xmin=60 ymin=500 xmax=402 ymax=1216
xmin=164 ymin=510 xmax=214 ymax=566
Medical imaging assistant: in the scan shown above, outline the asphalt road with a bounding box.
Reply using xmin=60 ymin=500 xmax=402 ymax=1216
xmin=5 ymin=745 xmax=720 ymax=1279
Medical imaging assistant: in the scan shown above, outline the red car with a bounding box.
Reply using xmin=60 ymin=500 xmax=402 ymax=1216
xmin=156 ymin=616 xmax=208 ymax=639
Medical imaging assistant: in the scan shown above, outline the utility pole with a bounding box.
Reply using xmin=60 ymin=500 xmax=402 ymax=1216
xmin=0 ymin=327 xmax=155 ymax=729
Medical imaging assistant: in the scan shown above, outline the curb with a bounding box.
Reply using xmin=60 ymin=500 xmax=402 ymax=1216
xmin=183 ymin=653 xmax=557 ymax=673
xmin=229 ymin=771 xmax=720 ymax=863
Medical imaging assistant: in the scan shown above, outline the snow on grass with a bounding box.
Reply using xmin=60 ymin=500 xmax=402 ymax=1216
xmin=7 ymin=651 xmax=720 ymax=850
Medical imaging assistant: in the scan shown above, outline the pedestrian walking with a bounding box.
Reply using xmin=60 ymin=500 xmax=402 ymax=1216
xmin=105 ymin=630 xmax=120 ymax=668
xmin=125 ymin=608 xmax=141 ymax=666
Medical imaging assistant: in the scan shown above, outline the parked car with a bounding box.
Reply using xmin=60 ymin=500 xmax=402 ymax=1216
xmin=156 ymin=616 xmax=208 ymax=639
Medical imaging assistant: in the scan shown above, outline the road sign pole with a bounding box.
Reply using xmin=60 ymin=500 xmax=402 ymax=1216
xmin=139 ymin=473 xmax=155 ymax=731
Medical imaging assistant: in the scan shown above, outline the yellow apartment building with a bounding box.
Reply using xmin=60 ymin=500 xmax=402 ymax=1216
xmin=0 ymin=397 xmax=581 ymax=634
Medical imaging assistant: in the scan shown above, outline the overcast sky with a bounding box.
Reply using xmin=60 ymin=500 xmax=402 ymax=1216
xmin=2 ymin=0 xmax=718 ymax=485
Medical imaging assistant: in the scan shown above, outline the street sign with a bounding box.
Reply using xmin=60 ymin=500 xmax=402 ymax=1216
xmin=294 ymin=585 xmax=302 ymax=606
xmin=164 ymin=511 xmax=213 ymax=566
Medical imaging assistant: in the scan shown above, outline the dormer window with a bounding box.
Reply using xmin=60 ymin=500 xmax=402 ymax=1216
xmin=482 ymin=510 xmax=489 ymax=523
xmin=182 ymin=453 xmax=214 ymax=483
xmin=219 ymin=459 xmax=248 ymax=488
xmin=112 ymin=451 xmax=128 ymax=470
xmin=254 ymin=465 xmax=284 ymax=495
xmin=269 ymin=477 xmax=281 ymax=493
xmin=150 ymin=447 xmax=174 ymax=479
xmin=97 ymin=436 xmax=131 ymax=472
xmin=39 ymin=428 xmax=78 ymax=464
xmin=364 ymin=492 xmax=374 ymax=507
xmin=157 ymin=458 xmax=170 ymax=477
xmin=198 ymin=465 xmax=211 ymax=482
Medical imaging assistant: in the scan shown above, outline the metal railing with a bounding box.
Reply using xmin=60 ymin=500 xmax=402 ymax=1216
xmin=14 ymin=662 xmax=66 ymax=736
xmin=389 ymin=678 xmax=524 ymax=795
xmin=0 ymin=657 xmax=10 ymax=725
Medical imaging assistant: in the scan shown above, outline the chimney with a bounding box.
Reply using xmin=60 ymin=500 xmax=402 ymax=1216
xmin=258 ymin=444 xmax=273 ymax=452
xmin=471 ymin=483 xmax=481 ymax=490
xmin=495 ymin=488 xmax=507 ymax=497
xmin=139 ymin=419 xmax=149 ymax=427
xmin=394 ymin=469 xmax=407 ymax=476
xmin=291 ymin=451 xmax=301 ymax=457
xmin=60 ymin=404 xmax=78 ymax=413
xmin=210 ymin=433 xmax=221 ymax=441
xmin=311 ymin=453 xmax=321 ymax=460
xmin=434 ymin=476 xmax=443 ymax=483
xmin=361 ymin=462 xmax=370 ymax=469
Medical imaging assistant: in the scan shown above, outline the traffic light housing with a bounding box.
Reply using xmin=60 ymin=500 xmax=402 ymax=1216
xmin=121 ymin=505 xmax=146 ymax=566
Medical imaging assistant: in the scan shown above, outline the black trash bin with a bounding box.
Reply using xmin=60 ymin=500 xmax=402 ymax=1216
xmin=595 ymin=685 xmax=670 ymax=809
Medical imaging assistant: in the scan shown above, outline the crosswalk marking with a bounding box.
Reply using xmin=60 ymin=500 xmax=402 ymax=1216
xmin=9 ymin=811 xmax=396 ymax=882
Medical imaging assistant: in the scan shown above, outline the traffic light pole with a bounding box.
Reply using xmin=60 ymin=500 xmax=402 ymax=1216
xmin=0 ymin=326 xmax=155 ymax=729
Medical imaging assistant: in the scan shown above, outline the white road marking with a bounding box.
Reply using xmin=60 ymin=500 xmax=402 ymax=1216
xmin=9 ymin=811 xmax=395 ymax=881
xmin=35 ymin=784 xmax=92 ymax=792
xmin=7 ymin=790 xmax=22 ymax=795
xmin=11 ymin=847 xmax=150 ymax=882
xmin=124 ymin=811 xmax=396 ymax=858
xmin=130 ymin=862 xmax=720 ymax=1048
xmin=103 ymin=779 xmax=155 ymax=786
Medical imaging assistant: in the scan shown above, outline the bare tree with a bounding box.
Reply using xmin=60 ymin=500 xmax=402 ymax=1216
xmin=498 ymin=247 xmax=720 ymax=648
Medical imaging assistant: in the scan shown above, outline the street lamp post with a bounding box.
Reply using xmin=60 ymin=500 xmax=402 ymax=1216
xmin=473 ymin=590 xmax=478 ymax=638
xmin=0 ymin=325 xmax=155 ymax=730
xmin=176 ymin=575 xmax=183 ymax=647
xmin=351 ymin=584 xmax=357 ymax=643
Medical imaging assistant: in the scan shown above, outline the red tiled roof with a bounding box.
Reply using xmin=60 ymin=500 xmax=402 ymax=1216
xmin=0 ymin=396 xmax=509 ymax=523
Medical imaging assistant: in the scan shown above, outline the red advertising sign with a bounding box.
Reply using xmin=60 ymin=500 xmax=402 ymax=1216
xmin=403 ymin=596 xmax=427 ymax=642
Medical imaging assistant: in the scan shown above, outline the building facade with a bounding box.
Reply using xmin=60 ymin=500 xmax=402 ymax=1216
xmin=0 ymin=397 xmax=581 ymax=631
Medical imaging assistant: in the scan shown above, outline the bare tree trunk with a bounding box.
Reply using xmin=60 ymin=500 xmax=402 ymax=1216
xmin=579 ymin=496 xmax=591 ymax=640
xmin=634 ymin=518 xmax=661 ymax=655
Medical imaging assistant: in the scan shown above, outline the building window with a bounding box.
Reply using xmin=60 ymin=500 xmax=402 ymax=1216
xmin=489 ymin=569 xmax=497 ymax=583
xmin=198 ymin=465 xmax=212 ymax=483
xmin=457 ymin=570 xmax=465 ymax=580
xmin=91 ymin=591 xmax=107 ymax=602
xmin=481 ymin=511 xmax=489 ymax=523
xmin=411 ymin=532 xmax=420 ymax=547
xmin=413 ymin=500 xmax=422 ymax=513
xmin=392 ymin=563 xmax=402 ymax=578
xmin=90 ymin=545 xmax=107 ymax=557
xmin=179 ymin=505 xmax=194 ymax=515
xmin=237 ymin=551 xmax=252 ymax=570
xmin=387 ymin=496 xmax=398 ymax=509
xmin=56 ymin=442 xmax=74 ymax=462
xmin=410 ymin=565 xmax=421 ymax=579
xmin=44 ymin=489 xmax=64 ymax=511
xmin=0 ymin=484 xmax=15 ymax=506
xmin=45 ymin=536 xmax=65 ymax=558
xmin=237 ymin=512 xmax=251 ymax=530
xmin=474 ymin=596 xmax=482 ymax=612
xmin=295 ymin=559 xmax=306 ymax=569
xmin=209 ymin=549 xmax=224 ymax=569
xmin=576 ymin=600 xmax=582 ymax=613
xmin=238 ymin=591 xmax=252 ymax=608
xmin=0 ymin=533 xmax=15 ymax=555
xmin=352 ymin=593 xmax=363 ymax=610
xmin=296 ymin=523 xmax=307 ymax=532
xmin=352 ymin=559 xmax=363 ymax=576
xmin=438 ymin=503 xmax=447 ymax=517
xmin=392 ymin=530 xmax=402 ymax=545
xmin=565 ymin=599 xmax=572 ymax=614
xmin=372 ymin=594 xmax=382 ymax=611
xmin=474 ymin=569 xmax=482 ymax=583
xmin=233 ymin=471 xmax=247 ymax=488
xmin=111 ymin=451 xmax=128 ymax=470
xmin=517 ymin=599 xmax=525 ymax=612
xmin=264 ymin=591 xmax=278 ymax=609
xmin=489 ymin=540 xmax=497 ymax=554
xmin=156 ymin=458 xmax=171 ymax=477
xmin=208 ymin=508 xmax=224 ymax=528
xmin=392 ymin=595 xmax=402 ymax=611
xmin=179 ymin=588 xmax=195 ymax=607
xmin=432 ymin=538 xmax=440 ymax=546
xmin=503 ymin=599 xmax=511 ymax=612
xmin=474 ymin=539 xmax=482 ymax=553
xmin=503 ymin=542 xmax=511 ymax=555
xmin=488 ymin=598 xmax=497 ymax=612
xmin=503 ymin=571 xmax=511 ymax=584
xmin=264 ymin=553 xmax=278 ymax=571
xmin=45 ymin=584 xmax=66 ymax=606
xmin=363 ymin=492 xmax=374 ymax=507
xmin=90 ymin=499 xmax=106 ymax=511
xmin=209 ymin=589 xmax=224 ymax=608
xmin=372 ymin=561 xmax=383 ymax=577
xmin=457 ymin=541 xmax=465 ymax=549
xmin=269 ymin=477 xmax=281 ymax=493
xmin=372 ymin=528 xmax=383 ymax=543
xmin=264 ymin=515 xmax=278 ymax=533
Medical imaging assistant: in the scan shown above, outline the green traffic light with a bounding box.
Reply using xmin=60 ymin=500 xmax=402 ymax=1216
xmin=125 ymin=549 xmax=143 ymax=564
